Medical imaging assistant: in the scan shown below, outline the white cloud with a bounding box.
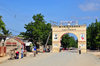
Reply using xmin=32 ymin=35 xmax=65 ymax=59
xmin=79 ymin=2 xmax=100 ymax=11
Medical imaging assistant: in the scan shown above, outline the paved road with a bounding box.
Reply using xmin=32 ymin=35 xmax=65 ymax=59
xmin=1 ymin=51 xmax=100 ymax=66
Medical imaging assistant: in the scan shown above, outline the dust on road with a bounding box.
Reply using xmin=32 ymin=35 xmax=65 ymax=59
xmin=1 ymin=51 xmax=100 ymax=66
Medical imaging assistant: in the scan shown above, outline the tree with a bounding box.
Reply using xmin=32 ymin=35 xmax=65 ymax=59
xmin=0 ymin=16 xmax=12 ymax=36
xmin=0 ymin=16 xmax=5 ymax=35
xmin=61 ymin=34 xmax=70 ymax=48
xmin=87 ymin=23 xmax=96 ymax=49
xmin=87 ymin=19 xmax=100 ymax=50
xmin=96 ymin=33 xmax=100 ymax=50
xmin=61 ymin=34 xmax=77 ymax=49
xmin=20 ymin=14 xmax=51 ymax=48
xmin=69 ymin=36 xmax=77 ymax=48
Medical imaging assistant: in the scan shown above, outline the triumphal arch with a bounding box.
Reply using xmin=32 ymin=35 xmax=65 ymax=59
xmin=52 ymin=21 xmax=87 ymax=53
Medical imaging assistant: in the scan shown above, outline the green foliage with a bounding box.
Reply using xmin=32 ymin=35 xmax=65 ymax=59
xmin=0 ymin=16 xmax=12 ymax=36
xmin=0 ymin=16 xmax=5 ymax=32
xmin=61 ymin=34 xmax=70 ymax=48
xmin=20 ymin=14 xmax=51 ymax=46
xmin=61 ymin=34 xmax=77 ymax=48
xmin=2 ymin=27 xmax=12 ymax=36
xmin=87 ymin=19 xmax=100 ymax=50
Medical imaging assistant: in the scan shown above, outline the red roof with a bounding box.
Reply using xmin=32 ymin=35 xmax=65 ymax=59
xmin=14 ymin=37 xmax=25 ymax=45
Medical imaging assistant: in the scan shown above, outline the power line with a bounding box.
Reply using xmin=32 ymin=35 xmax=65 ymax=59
xmin=6 ymin=26 xmax=22 ymax=35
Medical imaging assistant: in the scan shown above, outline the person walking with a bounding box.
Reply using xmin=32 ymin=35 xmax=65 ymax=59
xmin=21 ymin=48 xmax=24 ymax=58
xmin=16 ymin=51 xmax=19 ymax=59
xmin=33 ymin=45 xmax=36 ymax=57
xmin=79 ymin=46 xmax=81 ymax=54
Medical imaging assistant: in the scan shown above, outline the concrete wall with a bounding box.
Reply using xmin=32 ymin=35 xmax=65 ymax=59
xmin=5 ymin=38 xmax=22 ymax=53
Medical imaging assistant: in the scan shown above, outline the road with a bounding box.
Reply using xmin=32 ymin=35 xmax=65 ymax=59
xmin=1 ymin=51 xmax=100 ymax=66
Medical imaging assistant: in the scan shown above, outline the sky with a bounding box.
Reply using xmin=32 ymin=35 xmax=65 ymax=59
xmin=0 ymin=0 xmax=100 ymax=36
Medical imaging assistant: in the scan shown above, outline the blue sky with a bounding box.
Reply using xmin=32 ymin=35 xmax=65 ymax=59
xmin=0 ymin=0 xmax=100 ymax=35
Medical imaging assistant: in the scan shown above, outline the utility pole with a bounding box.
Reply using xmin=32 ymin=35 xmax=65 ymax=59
xmin=45 ymin=31 xmax=51 ymax=51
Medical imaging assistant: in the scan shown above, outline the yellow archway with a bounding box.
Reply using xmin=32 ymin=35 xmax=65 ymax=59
xmin=52 ymin=25 xmax=87 ymax=53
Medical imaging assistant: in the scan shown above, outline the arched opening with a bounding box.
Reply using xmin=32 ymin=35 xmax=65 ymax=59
xmin=60 ymin=33 xmax=78 ymax=50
